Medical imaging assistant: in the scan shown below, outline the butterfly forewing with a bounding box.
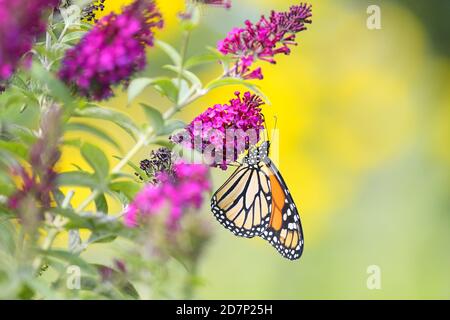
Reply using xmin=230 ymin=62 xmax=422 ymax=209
xmin=211 ymin=163 xmax=272 ymax=238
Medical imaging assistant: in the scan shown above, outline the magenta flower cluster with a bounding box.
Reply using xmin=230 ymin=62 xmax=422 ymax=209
xmin=217 ymin=3 xmax=312 ymax=80
xmin=58 ymin=0 xmax=163 ymax=101
xmin=8 ymin=106 xmax=62 ymax=220
xmin=172 ymin=91 xmax=265 ymax=170
xmin=0 ymin=0 xmax=58 ymax=82
xmin=124 ymin=161 xmax=211 ymax=229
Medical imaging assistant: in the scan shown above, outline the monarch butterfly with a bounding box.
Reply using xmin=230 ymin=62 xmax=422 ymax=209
xmin=211 ymin=141 xmax=304 ymax=260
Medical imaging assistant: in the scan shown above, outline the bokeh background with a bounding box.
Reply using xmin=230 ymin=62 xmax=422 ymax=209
xmin=61 ymin=0 xmax=449 ymax=299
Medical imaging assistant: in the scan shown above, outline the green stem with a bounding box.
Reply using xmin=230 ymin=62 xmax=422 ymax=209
xmin=177 ymin=31 xmax=191 ymax=95
xmin=75 ymin=127 xmax=153 ymax=212
xmin=32 ymin=191 xmax=74 ymax=272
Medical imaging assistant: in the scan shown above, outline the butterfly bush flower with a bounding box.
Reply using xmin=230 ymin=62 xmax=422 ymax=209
xmin=8 ymin=105 xmax=62 ymax=228
xmin=124 ymin=149 xmax=211 ymax=229
xmin=218 ymin=3 xmax=312 ymax=80
xmin=172 ymin=91 xmax=265 ymax=170
xmin=58 ymin=0 xmax=163 ymax=101
xmin=0 ymin=0 xmax=59 ymax=82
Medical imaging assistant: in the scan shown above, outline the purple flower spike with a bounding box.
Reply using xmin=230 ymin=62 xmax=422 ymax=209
xmin=58 ymin=0 xmax=163 ymax=101
xmin=124 ymin=159 xmax=211 ymax=229
xmin=0 ymin=0 xmax=59 ymax=82
xmin=172 ymin=91 xmax=265 ymax=170
xmin=218 ymin=3 xmax=312 ymax=80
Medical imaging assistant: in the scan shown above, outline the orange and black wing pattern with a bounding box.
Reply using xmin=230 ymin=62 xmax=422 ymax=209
xmin=260 ymin=159 xmax=304 ymax=260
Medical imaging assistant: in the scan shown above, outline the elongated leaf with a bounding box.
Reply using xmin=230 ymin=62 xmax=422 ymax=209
xmin=185 ymin=53 xmax=219 ymax=69
xmin=60 ymin=31 xmax=86 ymax=44
xmin=153 ymin=78 xmax=179 ymax=103
xmin=112 ymin=155 xmax=149 ymax=183
xmin=66 ymin=122 xmax=121 ymax=151
xmin=94 ymin=193 xmax=108 ymax=214
xmin=38 ymin=249 xmax=96 ymax=275
xmin=57 ymin=171 xmax=98 ymax=188
xmin=109 ymin=181 xmax=140 ymax=201
xmin=81 ymin=143 xmax=110 ymax=180
xmin=161 ymin=119 xmax=187 ymax=136
xmin=127 ymin=78 xmax=154 ymax=104
xmin=0 ymin=150 xmax=20 ymax=168
xmin=88 ymin=231 xmax=117 ymax=244
xmin=74 ymin=107 xmax=140 ymax=141
xmin=140 ymin=104 xmax=164 ymax=134
xmin=205 ymin=77 xmax=271 ymax=105
xmin=155 ymin=40 xmax=182 ymax=67
xmin=30 ymin=63 xmax=74 ymax=110
xmin=51 ymin=208 xmax=85 ymax=227
xmin=163 ymin=65 xmax=202 ymax=88
xmin=149 ymin=137 xmax=174 ymax=149
xmin=3 ymin=124 xmax=36 ymax=145
xmin=0 ymin=141 xmax=28 ymax=160
xmin=0 ymin=220 xmax=16 ymax=255
xmin=93 ymin=264 xmax=140 ymax=299
xmin=128 ymin=77 xmax=179 ymax=104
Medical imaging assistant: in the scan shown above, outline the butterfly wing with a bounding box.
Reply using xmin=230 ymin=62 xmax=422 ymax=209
xmin=211 ymin=163 xmax=272 ymax=238
xmin=259 ymin=159 xmax=304 ymax=260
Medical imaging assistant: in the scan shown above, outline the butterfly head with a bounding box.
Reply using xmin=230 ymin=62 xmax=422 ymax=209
xmin=244 ymin=141 xmax=270 ymax=165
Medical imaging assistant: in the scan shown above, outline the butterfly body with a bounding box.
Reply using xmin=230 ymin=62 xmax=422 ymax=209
xmin=211 ymin=142 xmax=304 ymax=260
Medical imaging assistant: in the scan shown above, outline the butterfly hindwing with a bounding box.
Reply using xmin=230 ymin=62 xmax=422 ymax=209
xmin=260 ymin=159 xmax=304 ymax=260
xmin=211 ymin=163 xmax=272 ymax=238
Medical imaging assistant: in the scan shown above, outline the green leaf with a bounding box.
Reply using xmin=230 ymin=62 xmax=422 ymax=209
xmin=80 ymin=143 xmax=110 ymax=180
xmin=60 ymin=31 xmax=86 ymax=44
xmin=185 ymin=53 xmax=220 ymax=69
xmin=74 ymin=107 xmax=141 ymax=141
xmin=127 ymin=77 xmax=154 ymax=104
xmin=150 ymin=137 xmax=174 ymax=149
xmin=155 ymin=40 xmax=182 ymax=67
xmin=140 ymin=104 xmax=164 ymax=134
xmin=128 ymin=77 xmax=179 ymax=104
xmin=87 ymin=232 xmax=117 ymax=244
xmin=3 ymin=124 xmax=37 ymax=145
xmin=30 ymin=63 xmax=74 ymax=111
xmin=51 ymin=208 xmax=91 ymax=230
xmin=0 ymin=220 xmax=16 ymax=255
xmin=112 ymin=155 xmax=149 ymax=183
xmin=0 ymin=141 xmax=28 ymax=160
xmin=163 ymin=65 xmax=202 ymax=89
xmin=38 ymin=249 xmax=97 ymax=275
xmin=66 ymin=122 xmax=121 ymax=151
xmin=57 ymin=171 xmax=98 ymax=189
xmin=91 ymin=264 xmax=140 ymax=299
xmin=94 ymin=193 xmax=108 ymax=214
xmin=205 ymin=77 xmax=271 ymax=105
xmin=152 ymin=78 xmax=179 ymax=103
xmin=161 ymin=119 xmax=187 ymax=136
xmin=109 ymin=181 xmax=140 ymax=201
xmin=0 ymin=150 xmax=20 ymax=168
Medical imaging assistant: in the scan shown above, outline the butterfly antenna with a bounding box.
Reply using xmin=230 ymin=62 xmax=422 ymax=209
xmin=262 ymin=113 xmax=268 ymax=143
xmin=271 ymin=115 xmax=278 ymax=143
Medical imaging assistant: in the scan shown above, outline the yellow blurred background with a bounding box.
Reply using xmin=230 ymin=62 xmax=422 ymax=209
xmin=60 ymin=0 xmax=449 ymax=299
